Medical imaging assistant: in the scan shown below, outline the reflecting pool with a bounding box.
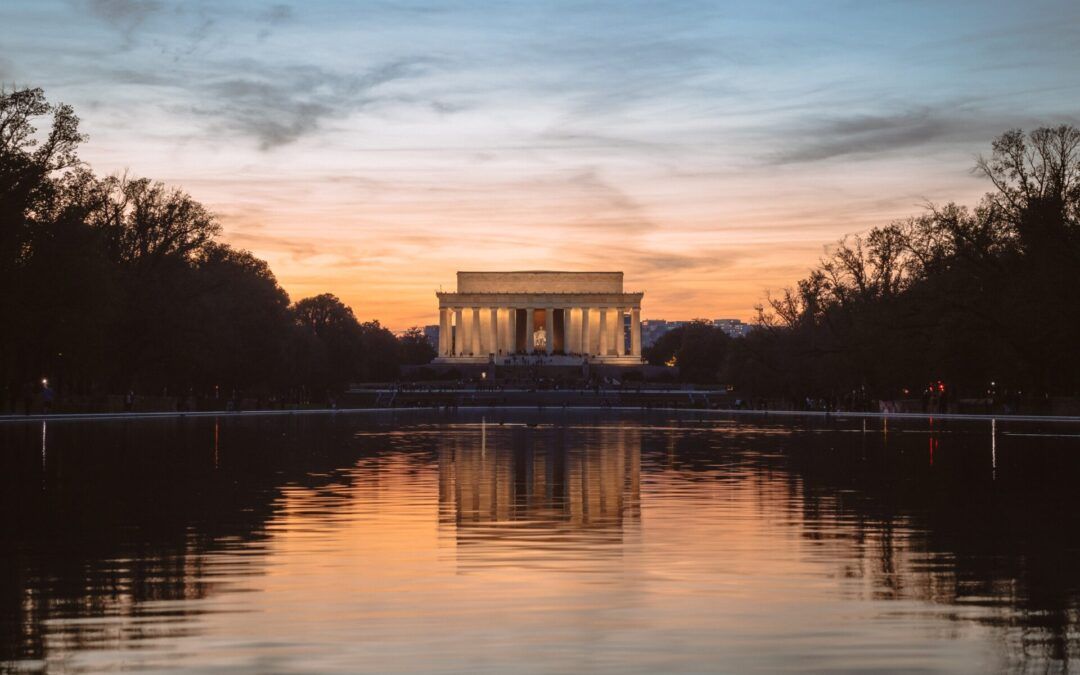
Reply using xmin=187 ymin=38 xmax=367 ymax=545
xmin=2 ymin=411 xmax=1079 ymax=672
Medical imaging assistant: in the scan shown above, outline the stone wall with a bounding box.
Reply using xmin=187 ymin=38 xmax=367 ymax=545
xmin=457 ymin=271 xmax=622 ymax=293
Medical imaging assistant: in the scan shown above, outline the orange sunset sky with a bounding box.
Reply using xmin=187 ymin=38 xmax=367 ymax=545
xmin=5 ymin=1 xmax=1078 ymax=329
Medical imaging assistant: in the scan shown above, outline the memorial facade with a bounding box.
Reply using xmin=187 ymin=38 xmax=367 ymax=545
xmin=434 ymin=271 xmax=643 ymax=365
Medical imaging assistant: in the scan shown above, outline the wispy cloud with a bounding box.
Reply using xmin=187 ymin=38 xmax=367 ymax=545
xmin=768 ymin=108 xmax=965 ymax=164
xmin=256 ymin=3 xmax=294 ymax=41
xmin=185 ymin=58 xmax=435 ymax=149
xmin=76 ymin=0 xmax=163 ymax=45
xmin=81 ymin=0 xmax=161 ymax=25
xmin=767 ymin=103 xmax=1080 ymax=165
xmin=559 ymin=169 xmax=658 ymax=232
xmin=259 ymin=3 xmax=293 ymax=24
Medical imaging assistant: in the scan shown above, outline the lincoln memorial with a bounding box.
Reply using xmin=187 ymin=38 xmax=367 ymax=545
xmin=434 ymin=271 xmax=643 ymax=365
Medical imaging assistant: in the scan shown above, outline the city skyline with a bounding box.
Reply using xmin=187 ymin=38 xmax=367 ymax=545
xmin=4 ymin=0 xmax=1080 ymax=328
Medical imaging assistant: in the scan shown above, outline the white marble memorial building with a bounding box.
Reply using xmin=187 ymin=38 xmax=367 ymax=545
xmin=434 ymin=271 xmax=643 ymax=365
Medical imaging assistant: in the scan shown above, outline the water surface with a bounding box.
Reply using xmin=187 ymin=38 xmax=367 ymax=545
xmin=2 ymin=411 xmax=1079 ymax=672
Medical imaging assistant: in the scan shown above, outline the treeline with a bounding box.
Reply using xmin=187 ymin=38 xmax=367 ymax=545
xmin=650 ymin=125 xmax=1080 ymax=407
xmin=6 ymin=86 xmax=1078 ymax=410
xmin=1 ymin=87 xmax=433 ymax=410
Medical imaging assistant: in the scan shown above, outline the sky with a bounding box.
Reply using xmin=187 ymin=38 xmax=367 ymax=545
xmin=3 ymin=0 xmax=1079 ymax=329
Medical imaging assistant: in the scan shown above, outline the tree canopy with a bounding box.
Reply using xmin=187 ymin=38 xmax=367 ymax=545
xmin=0 ymin=87 xmax=432 ymax=410
xmin=724 ymin=125 xmax=1080 ymax=406
xmin=644 ymin=321 xmax=731 ymax=383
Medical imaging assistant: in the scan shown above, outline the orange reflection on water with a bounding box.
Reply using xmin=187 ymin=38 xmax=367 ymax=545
xmin=8 ymin=416 xmax=1079 ymax=672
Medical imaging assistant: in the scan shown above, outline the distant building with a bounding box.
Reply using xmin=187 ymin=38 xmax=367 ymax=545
xmin=711 ymin=318 xmax=753 ymax=339
xmin=422 ymin=324 xmax=440 ymax=349
xmin=640 ymin=320 xmax=687 ymax=348
xmin=640 ymin=318 xmax=754 ymax=347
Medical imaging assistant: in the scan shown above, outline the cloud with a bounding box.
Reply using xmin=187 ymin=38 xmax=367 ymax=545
xmin=260 ymin=4 xmax=293 ymax=24
xmin=75 ymin=0 xmax=220 ymax=53
xmin=634 ymin=251 xmax=730 ymax=272
xmin=78 ymin=0 xmax=163 ymax=43
xmin=539 ymin=169 xmax=658 ymax=233
xmin=256 ymin=4 xmax=294 ymax=41
xmin=98 ymin=67 xmax=174 ymax=86
xmin=623 ymin=246 xmax=744 ymax=279
xmin=769 ymin=108 xmax=963 ymax=164
xmin=200 ymin=77 xmax=330 ymax=149
xmin=766 ymin=104 xmax=1080 ymax=166
xmin=193 ymin=58 xmax=433 ymax=149
xmin=537 ymin=129 xmax=677 ymax=155
xmin=226 ymin=231 xmax=321 ymax=260
xmin=82 ymin=0 xmax=162 ymax=24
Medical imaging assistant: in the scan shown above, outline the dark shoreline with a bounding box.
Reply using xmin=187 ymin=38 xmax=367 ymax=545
xmin=4 ymin=404 xmax=1079 ymax=425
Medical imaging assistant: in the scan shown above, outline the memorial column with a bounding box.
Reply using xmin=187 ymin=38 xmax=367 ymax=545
xmin=508 ymin=308 xmax=517 ymax=353
xmin=497 ymin=308 xmax=508 ymax=354
xmin=599 ymin=307 xmax=609 ymax=356
xmin=439 ymin=307 xmax=449 ymax=356
xmin=471 ymin=308 xmax=482 ymax=355
xmin=563 ymin=309 xmax=573 ymax=355
xmin=509 ymin=307 xmax=517 ymax=353
xmin=545 ymin=306 xmax=555 ymax=355
xmin=526 ymin=308 xmax=536 ymax=353
xmin=580 ymin=307 xmax=591 ymax=357
xmin=569 ymin=308 xmax=580 ymax=354
xmin=631 ymin=307 xmax=641 ymax=357
xmin=489 ymin=307 xmax=498 ymax=355
xmin=615 ymin=308 xmax=626 ymax=356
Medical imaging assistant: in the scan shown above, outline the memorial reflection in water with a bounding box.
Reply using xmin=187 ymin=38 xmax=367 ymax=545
xmin=438 ymin=422 xmax=641 ymax=552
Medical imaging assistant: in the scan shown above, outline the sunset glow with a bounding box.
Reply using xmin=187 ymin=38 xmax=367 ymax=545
xmin=5 ymin=1 xmax=1078 ymax=327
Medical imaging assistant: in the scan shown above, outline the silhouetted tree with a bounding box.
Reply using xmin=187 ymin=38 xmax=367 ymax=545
xmin=732 ymin=125 xmax=1080 ymax=408
xmin=398 ymin=327 xmax=436 ymax=366
xmin=645 ymin=321 xmax=731 ymax=383
xmin=1 ymin=87 xmax=418 ymax=409
xmin=292 ymin=294 xmax=362 ymax=393
xmin=356 ymin=320 xmax=400 ymax=381
xmin=84 ymin=173 xmax=225 ymax=389
xmin=183 ymin=243 xmax=291 ymax=393
xmin=290 ymin=296 xmax=403 ymax=392
xmin=1 ymin=87 xmax=86 ymax=409
xmin=0 ymin=87 xmax=84 ymax=263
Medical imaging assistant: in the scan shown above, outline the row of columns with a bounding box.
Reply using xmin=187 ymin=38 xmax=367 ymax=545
xmin=438 ymin=307 xmax=641 ymax=358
